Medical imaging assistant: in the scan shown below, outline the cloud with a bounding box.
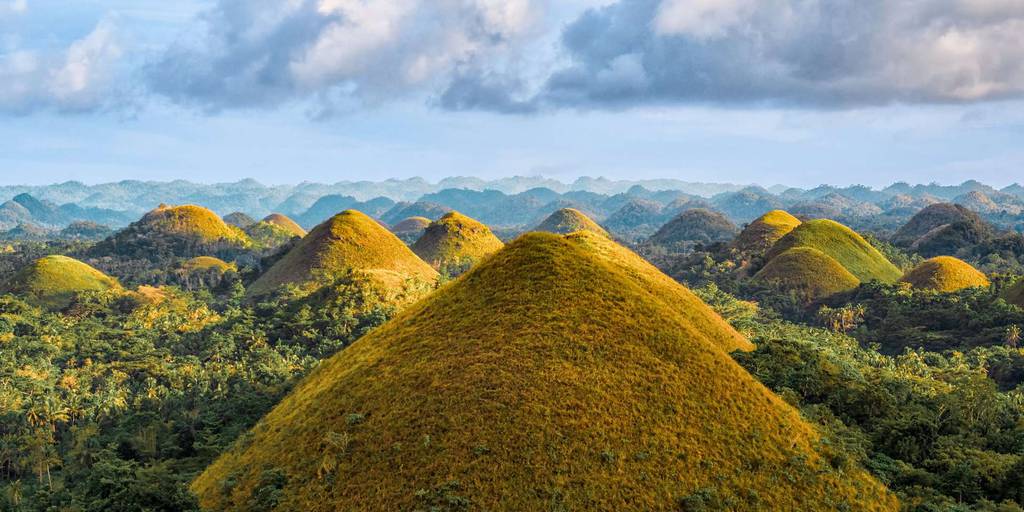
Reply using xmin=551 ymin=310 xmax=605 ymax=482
xmin=443 ymin=0 xmax=1024 ymax=112
xmin=147 ymin=0 xmax=542 ymax=111
xmin=0 ymin=19 xmax=124 ymax=114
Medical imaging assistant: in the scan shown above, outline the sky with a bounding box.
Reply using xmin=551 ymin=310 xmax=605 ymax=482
xmin=1 ymin=0 xmax=1023 ymax=189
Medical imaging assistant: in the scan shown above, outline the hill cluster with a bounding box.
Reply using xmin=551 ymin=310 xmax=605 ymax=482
xmin=193 ymin=232 xmax=894 ymax=511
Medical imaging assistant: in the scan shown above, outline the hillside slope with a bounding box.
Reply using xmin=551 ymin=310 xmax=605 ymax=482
xmin=194 ymin=232 xmax=895 ymax=512
xmin=2 ymin=255 xmax=121 ymax=309
xmin=733 ymin=210 xmax=801 ymax=253
xmin=411 ymin=212 xmax=503 ymax=270
xmin=534 ymin=208 xmax=609 ymax=236
xmin=900 ymin=256 xmax=990 ymax=292
xmin=767 ymin=219 xmax=902 ymax=283
xmin=754 ymin=247 xmax=860 ymax=302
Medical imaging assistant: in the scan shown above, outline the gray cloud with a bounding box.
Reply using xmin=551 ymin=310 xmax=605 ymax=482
xmin=443 ymin=0 xmax=1024 ymax=111
xmin=147 ymin=0 xmax=541 ymax=111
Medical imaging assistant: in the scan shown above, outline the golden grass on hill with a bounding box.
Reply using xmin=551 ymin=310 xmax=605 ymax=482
xmin=754 ymin=247 xmax=860 ymax=302
xmin=391 ymin=216 xmax=431 ymax=233
xmin=2 ymin=255 xmax=121 ymax=309
xmin=733 ymin=210 xmax=802 ymax=252
xmin=900 ymin=256 xmax=990 ymax=292
xmin=534 ymin=208 xmax=609 ymax=237
xmin=194 ymin=232 xmax=896 ymax=512
xmin=260 ymin=213 xmax=307 ymax=237
xmin=139 ymin=204 xmax=251 ymax=246
xmin=767 ymin=219 xmax=902 ymax=284
xmin=180 ymin=256 xmax=236 ymax=273
xmin=247 ymin=210 xmax=437 ymax=297
xmin=411 ymin=211 xmax=504 ymax=270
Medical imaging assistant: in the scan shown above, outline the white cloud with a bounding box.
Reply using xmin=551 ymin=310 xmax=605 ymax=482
xmin=0 ymin=19 xmax=123 ymax=113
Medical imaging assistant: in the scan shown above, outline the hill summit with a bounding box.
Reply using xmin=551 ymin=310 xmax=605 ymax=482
xmin=245 ymin=213 xmax=307 ymax=248
xmin=411 ymin=211 xmax=503 ymax=271
xmin=732 ymin=209 xmax=801 ymax=253
xmin=534 ymin=208 xmax=608 ymax=236
xmin=193 ymin=232 xmax=895 ymax=511
xmin=247 ymin=210 xmax=437 ymax=297
xmin=647 ymin=208 xmax=738 ymax=247
xmin=900 ymin=256 xmax=990 ymax=292
xmin=767 ymin=219 xmax=902 ymax=284
xmin=2 ymin=255 xmax=120 ymax=309
xmin=92 ymin=204 xmax=251 ymax=260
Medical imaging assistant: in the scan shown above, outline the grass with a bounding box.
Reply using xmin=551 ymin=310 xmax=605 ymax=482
xmin=754 ymin=247 xmax=860 ymax=302
xmin=140 ymin=204 xmax=252 ymax=247
xmin=534 ymin=208 xmax=609 ymax=237
xmin=247 ymin=210 xmax=438 ymax=297
xmin=411 ymin=211 xmax=503 ymax=270
xmin=732 ymin=210 xmax=801 ymax=252
xmin=260 ymin=214 xmax=307 ymax=237
xmin=194 ymin=232 xmax=896 ymax=512
xmin=180 ymin=256 xmax=236 ymax=273
xmin=900 ymin=256 xmax=990 ymax=292
xmin=767 ymin=219 xmax=902 ymax=284
xmin=1 ymin=255 xmax=121 ymax=309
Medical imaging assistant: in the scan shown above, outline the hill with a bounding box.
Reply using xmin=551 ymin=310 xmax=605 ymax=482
xmin=892 ymin=203 xmax=990 ymax=248
xmin=380 ymin=201 xmax=451 ymax=226
xmin=91 ymin=204 xmax=252 ymax=260
xmin=732 ymin=210 xmax=801 ymax=253
xmin=1 ymin=255 xmax=121 ymax=309
xmin=390 ymin=216 xmax=431 ymax=243
xmin=767 ymin=219 xmax=902 ymax=283
xmin=193 ymin=232 xmax=893 ymax=511
xmin=247 ymin=210 xmax=437 ymax=297
xmin=899 ymin=256 xmax=990 ymax=292
xmin=648 ymin=209 xmax=738 ymax=247
xmin=223 ymin=212 xmax=256 ymax=229
xmin=181 ymin=256 xmax=237 ymax=274
xmin=245 ymin=213 xmax=307 ymax=248
xmin=534 ymin=208 xmax=609 ymax=236
xmin=410 ymin=212 xmax=503 ymax=271
xmin=754 ymin=247 xmax=861 ymax=302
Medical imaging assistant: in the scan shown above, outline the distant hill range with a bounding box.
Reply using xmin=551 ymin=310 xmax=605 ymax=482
xmin=1 ymin=178 xmax=1022 ymax=239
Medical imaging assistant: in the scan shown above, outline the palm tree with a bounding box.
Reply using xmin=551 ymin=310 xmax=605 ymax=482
xmin=1007 ymin=325 xmax=1022 ymax=349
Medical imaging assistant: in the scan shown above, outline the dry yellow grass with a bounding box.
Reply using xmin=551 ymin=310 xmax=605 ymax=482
xmin=534 ymin=208 xmax=609 ymax=237
xmin=411 ymin=211 xmax=504 ymax=269
xmin=180 ymin=256 xmax=236 ymax=273
xmin=733 ymin=210 xmax=802 ymax=252
xmin=139 ymin=204 xmax=252 ymax=246
xmin=1 ymin=255 xmax=121 ymax=309
xmin=754 ymin=247 xmax=860 ymax=302
xmin=194 ymin=232 xmax=896 ymax=512
xmin=767 ymin=219 xmax=902 ymax=283
xmin=247 ymin=210 xmax=437 ymax=297
xmin=260 ymin=213 xmax=307 ymax=237
xmin=900 ymin=256 xmax=990 ymax=292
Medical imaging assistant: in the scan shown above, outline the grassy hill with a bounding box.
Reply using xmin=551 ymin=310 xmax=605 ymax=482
xmin=223 ymin=212 xmax=256 ymax=229
xmin=892 ymin=203 xmax=992 ymax=251
xmin=754 ymin=247 xmax=860 ymax=302
xmin=733 ymin=210 xmax=801 ymax=253
xmin=92 ymin=204 xmax=252 ymax=260
xmin=180 ymin=256 xmax=236 ymax=273
xmin=247 ymin=210 xmax=437 ymax=297
xmin=534 ymin=208 xmax=608 ymax=236
xmin=900 ymin=256 xmax=990 ymax=292
xmin=193 ymin=232 xmax=895 ymax=511
xmin=648 ymin=208 xmax=738 ymax=246
xmin=2 ymin=255 xmax=121 ymax=309
xmin=390 ymin=216 xmax=431 ymax=243
xmin=411 ymin=212 xmax=503 ymax=271
xmin=245 ymin=213 xmax=307 ymax=248
xmin=767 ymin=219 xmax=902 ymax=283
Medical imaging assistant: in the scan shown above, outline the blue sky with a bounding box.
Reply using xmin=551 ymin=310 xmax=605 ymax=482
xmin=1 ymin=0 xmax=1023 ymax=188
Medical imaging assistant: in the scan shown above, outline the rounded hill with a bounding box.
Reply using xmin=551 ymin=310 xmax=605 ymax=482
xmin=900 ymin=256 xmax=989 ymax=292
xmin=2 ymin=255 xmax=121 ymax=309
xmin=193 ymin=232 xmax=895 ymax=512
xmin=245 ymin=213 xmax=307 ymax=248
xmin=411 ymin=212 xmax=503 ymax=271
xmin=732 ymin=210 xmax=801 ymax=253
xmin=247 ymin=210 xmax=437 ymax=297
xmin=223 ymin=212 xmax=256 ymax=229
xmin=648 ymin=208 xmax=738 ymax=247
xmin=92 ymin=204 xmax=252 ymax=260
xmin=754 ymin=247 xmax=860 ymax=302
xmin=181 ymin=256 xmax=236 ymax=274
xmin=533 ymin=208 xmax=608 ymax=236
xmin=893 ymin=203 xmax=991 ymax=249
xmin=390 ymin=216 xmax=431 ymax=243
xmin=767 ymin=219 xmax=902 ymax=284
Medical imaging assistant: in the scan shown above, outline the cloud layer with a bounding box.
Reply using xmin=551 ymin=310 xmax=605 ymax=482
xmin=147 ymin=0 xmax=540 ymax=111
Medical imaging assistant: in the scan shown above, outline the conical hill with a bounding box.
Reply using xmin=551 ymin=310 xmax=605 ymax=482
xmin=648 ymin=208 xmax=738 ymax=246
xmin=900 ymin=256 xmax=990 ymax=292
xmin=247 ymin=210 xmax=437 ymax=297
xmin=733 ymin=210 xmax=801 ymax=252
xmin=194 ymin=232 xmax=896 ymax=512
xmin=534 ymin=208 xmax=608 ymax=236
xmin=2 ymin=255 xmax=121 ymax=309
xmin=245 ymin=213 xmax=307 ymax=248
xmin=92 ymin=204 xmax=251 ymax=259
xmin=411 ymin=211 xmax=503 ymax=270
xmin=390 ymin=216 xmax=431 ymax=243
xmin=754 ymin=247 xmax=860 ymax=302
xmin=766 ymin=219 xmax=901 ymax=283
